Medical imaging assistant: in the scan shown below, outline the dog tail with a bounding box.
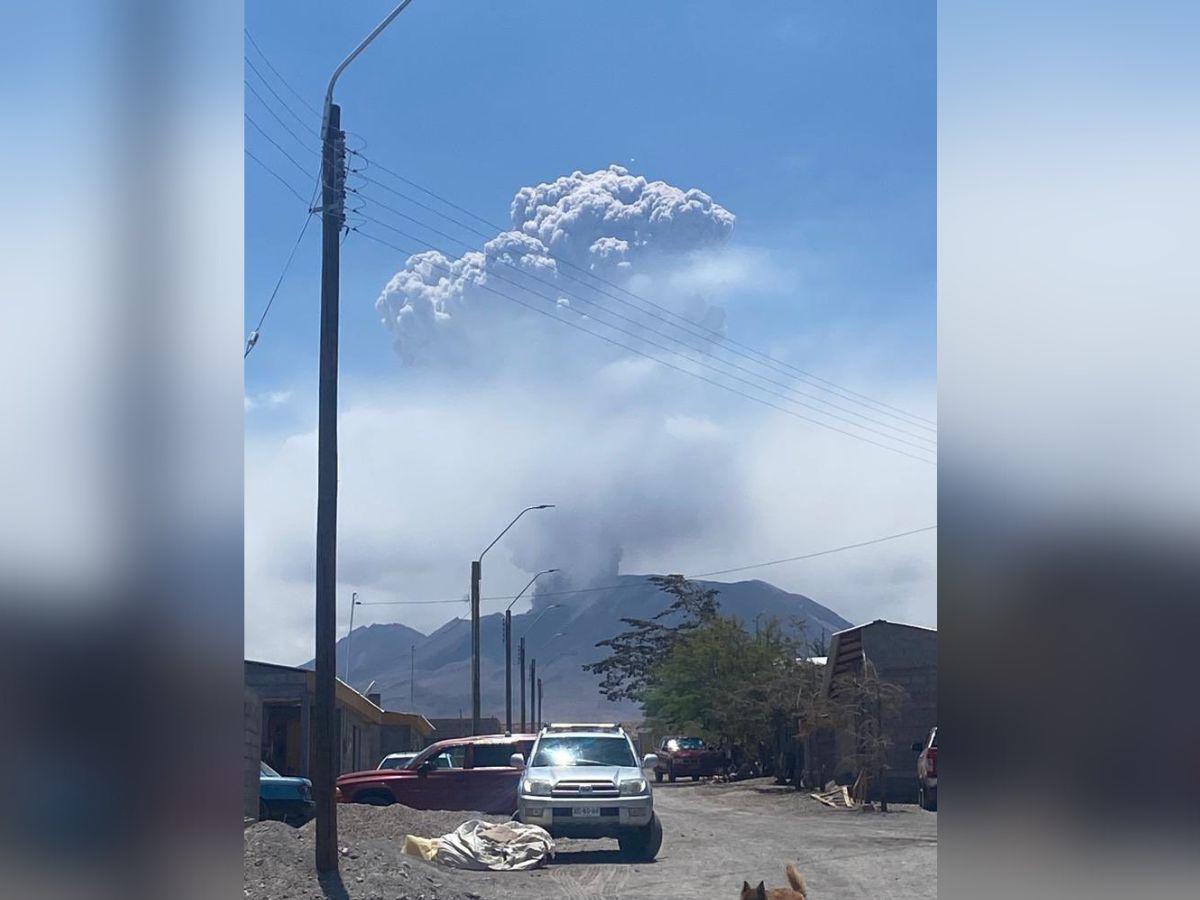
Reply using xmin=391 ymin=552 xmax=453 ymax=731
xmin=785 ymin=864 xmax=807 ymax=895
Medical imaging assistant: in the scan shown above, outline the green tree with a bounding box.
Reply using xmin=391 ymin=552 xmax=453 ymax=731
xmin=583 ymin=575 xmax=719 ymax=703
xmin=832 ymin=660 xmax=908 ymax=811
xmin=642 ymin=614 xmax=813 ymax=765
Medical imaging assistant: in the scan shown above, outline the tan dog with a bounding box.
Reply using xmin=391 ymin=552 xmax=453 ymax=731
xmin=740 ymin=864 xmax=807 ymax=899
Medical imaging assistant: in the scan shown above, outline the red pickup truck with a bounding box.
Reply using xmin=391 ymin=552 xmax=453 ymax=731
xmin=653 ymin=736 xmax=725 ymax=782
xmin=336 ymin=734 xmax=535 ymax=815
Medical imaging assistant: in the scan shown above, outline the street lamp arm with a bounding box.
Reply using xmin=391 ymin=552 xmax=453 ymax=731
xmin=323 ymin=0 xmax=418 ymax=125
xmin=478 ymin=505 xmax=555 ymax=562
xmin=505 ymin=567 xmax=560 ymax=613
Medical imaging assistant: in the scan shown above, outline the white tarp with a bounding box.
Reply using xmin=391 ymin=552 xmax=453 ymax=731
xmin=433 ymin=819 xmax=555 ymax=871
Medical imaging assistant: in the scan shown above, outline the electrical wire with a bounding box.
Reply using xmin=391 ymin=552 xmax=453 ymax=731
xmin=351 ymin=224 xmax=934 ymax=465
xmin=351 ymin=206 xmax=935 ymax=455
xmin=348 ymin=185 xmax=936 ymax=449
xmin=240 ymin=35 xmax=935 ymax=433
xmin=355 ymin=524 xmax=937 ymax=606
xmin=349 ymin=152 xmax=937 ymax=432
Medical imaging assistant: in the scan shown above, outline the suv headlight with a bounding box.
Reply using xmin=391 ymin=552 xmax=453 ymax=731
xmin=523 ymin=778 xmax=552 ymax=796
xmin=619 ymin=777 xmax=647 ymax=796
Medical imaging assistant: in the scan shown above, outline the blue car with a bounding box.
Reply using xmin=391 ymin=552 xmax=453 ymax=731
xmin=259 ymin=761 xmax=314 ymax=825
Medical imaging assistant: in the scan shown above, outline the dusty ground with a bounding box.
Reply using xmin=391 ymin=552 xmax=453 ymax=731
xmin=244 ymin=777 xmax=937 ymax=899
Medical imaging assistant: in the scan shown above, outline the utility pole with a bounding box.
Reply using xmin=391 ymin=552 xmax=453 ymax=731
xmin=312 ymin=100 xmax=346 ymax=876
xmin=504 ymin=609 xmax=512 ymax=733
xmin=537 ymin=677 xmax=543 ymax=730
xmin=470 ymin=559 xmax=481 ymax=733
xmin=312 ymin=2 xmax=418 ymax=874
xmin=503 ymin=568 xmax=557 ymax=734
xmin=471 ymin=506 xmax=554 ymax=736
xmin=529 ymin=658 xmax=536 ymax=731
xmin=344 ymin=591 xmax=358 ymax=684
xmin=518 ymin=636 xmax=526 ymax=731
xmin=410 ymin=642 xmax=415 ymax=709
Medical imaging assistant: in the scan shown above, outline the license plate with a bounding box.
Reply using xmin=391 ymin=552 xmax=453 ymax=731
xmin=571 ymin=806 xmax=601 ymax=818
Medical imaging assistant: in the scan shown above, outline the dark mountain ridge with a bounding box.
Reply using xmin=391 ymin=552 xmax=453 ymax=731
xmin=313 ymin=575 xmax=853 ymax=721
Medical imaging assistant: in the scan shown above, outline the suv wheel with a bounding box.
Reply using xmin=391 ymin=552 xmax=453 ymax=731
xmin=618 ymin=814 xmax=663 ymax=861
xmin=654 ymin=769 xmax=663 ymax=783
xmin=668 ymin=765 xmax=677 ymax=783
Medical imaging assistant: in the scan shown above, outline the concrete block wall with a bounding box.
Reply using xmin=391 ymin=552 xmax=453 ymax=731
xmin=243 ymin=689 xmax=262 ymax=820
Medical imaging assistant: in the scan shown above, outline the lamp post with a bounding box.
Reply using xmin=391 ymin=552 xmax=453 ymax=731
xmin=344 ymin=592 xmax=361 ymax=684
xmin=471 ymin=505 xmax=554 ymax=735
xmin=311 ymin=1 xmax=418 ymax=875
xmin=504 ymin=569 xmax=558 ymax=733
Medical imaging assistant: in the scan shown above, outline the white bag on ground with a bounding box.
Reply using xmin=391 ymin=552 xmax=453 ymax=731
xmin=434 ymin=819 xmax=555 ymax=871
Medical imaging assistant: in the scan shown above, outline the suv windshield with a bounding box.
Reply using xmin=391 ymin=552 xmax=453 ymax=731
xmin=532 ymin=736 xmax=637 ymax=768
xmin=673 ymin=738 xmax=705 ymax=750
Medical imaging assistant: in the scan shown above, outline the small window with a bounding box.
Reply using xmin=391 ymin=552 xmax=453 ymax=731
xmin=442 ymin=745 xmax=467 ymax=769
xmin=471 ymin=743 xmax=519 ymax=768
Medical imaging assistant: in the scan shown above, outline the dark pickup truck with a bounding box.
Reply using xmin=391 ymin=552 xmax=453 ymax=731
xmin=653 ymin=736 xmax=725 ymax=782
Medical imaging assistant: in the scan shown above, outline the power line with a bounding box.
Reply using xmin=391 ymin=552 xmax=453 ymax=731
xmin=245 ymin=113 xmax=315 ymax=181
xmin=350 ymin=152 xmax=937 ymax=432
xmin=351 ymin=225 xmax=935 ymax=464
xmin=244 ymin=56 xmax=321 ymax=140
xmin=350 ymin=200 xmax=937 ymax=455
xmin=349 ymin=184 xmax=936 ymax=449
xmin=245 ymin=149 xmax=309 ymax=204
xmin=245 ymin=205 xmax=315 ymax=358
xmin=239 ymin=35 xmax=935 ymax=433
xmin=355 ymin=524 xmax=937 ymax=606
xmin=245 ymin=92 xmax=932 ymax=448
xmin=244 ymin=29 xmax=321 ymax=117
xmin=245 ymin=78 xmax=320 ymax=155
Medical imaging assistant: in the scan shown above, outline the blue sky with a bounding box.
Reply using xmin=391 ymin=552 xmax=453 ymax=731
xmin=246 ymin=0 xmax=934 ymax=394
xmin=244 ymin=1 xmax=937 ymax=663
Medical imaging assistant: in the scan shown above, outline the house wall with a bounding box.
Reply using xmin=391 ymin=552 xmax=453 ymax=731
xmin=861 ymin=623 xmax=937 ymax=801
xmin=243 ymin=689 xmax=262 ymax=820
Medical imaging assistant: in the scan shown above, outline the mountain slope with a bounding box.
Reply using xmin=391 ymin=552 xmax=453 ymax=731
xmin=319 ymin=575 xmax=852 ymax=721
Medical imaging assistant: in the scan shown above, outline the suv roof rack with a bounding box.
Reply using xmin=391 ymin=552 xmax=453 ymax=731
xmin=542 ymin=722 xmax=623 ymax=733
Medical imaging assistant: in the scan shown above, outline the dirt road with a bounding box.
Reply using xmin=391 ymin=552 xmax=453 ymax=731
xmin=245 ymin=777 xmax=936 ymax=899
xmin=525 ymin=778 xmax=937 ymax=899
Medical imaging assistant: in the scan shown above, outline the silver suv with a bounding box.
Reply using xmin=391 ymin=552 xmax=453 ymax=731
xmin=512 ymin=723 xmax=663 ymax=860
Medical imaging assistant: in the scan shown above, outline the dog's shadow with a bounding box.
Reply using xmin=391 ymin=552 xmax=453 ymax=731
xmin=552 ymin=849 xmax=656 ymax=867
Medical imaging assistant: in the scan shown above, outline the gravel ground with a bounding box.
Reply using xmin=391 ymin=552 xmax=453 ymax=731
xmin=244 ymin=778 xmax=936 ymax=899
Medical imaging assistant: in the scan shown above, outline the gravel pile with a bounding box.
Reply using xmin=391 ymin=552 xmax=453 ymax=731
xmin=243 ymin=804 xmax=522 ymax=900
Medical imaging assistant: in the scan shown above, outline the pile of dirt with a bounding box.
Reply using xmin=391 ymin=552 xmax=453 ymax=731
xmin=244 ymin=804 xmax=519 ymax=900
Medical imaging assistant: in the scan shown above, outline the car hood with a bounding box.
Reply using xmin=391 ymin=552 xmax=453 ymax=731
xmin=526 ymin=765 xmax=642 ymax=785
xmin=261 ymin=774 xmax=311 ymax=788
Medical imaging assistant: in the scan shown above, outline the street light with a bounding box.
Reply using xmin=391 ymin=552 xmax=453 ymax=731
xmin=344 ymin=592 xmax=361 ymax=684
xmin=471 ymin=504 xmax=554 ymax=735
xmin=312 ymin=1 xmax=419 ymax=875
xmin=521 ymin=611 xmax=565 ymax=732
xmin=504 ymin=569 xmax=558 ymax=733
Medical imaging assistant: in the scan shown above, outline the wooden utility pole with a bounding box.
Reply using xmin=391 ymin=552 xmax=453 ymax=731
xmin=470 ymin=559 xmax=481 ymax=734
xmin=537 ymin=677 xmax=543 ymax=730
xmin=518 ymin=637 xmax=526 ymax=731
xmin=313 ymin=103 xmax=346 ymax=875
xmin=504 ymin=609 xmax=513 ymax=733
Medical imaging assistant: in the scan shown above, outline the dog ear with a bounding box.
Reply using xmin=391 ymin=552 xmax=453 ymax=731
xmin=754 ymin=881 xmax=768 ymax=900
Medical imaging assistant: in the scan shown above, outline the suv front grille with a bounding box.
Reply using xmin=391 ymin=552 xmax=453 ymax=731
xmin=551 ymin=780 xmax=619 ymax=798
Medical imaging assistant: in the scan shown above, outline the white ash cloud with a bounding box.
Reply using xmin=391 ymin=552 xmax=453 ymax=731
xmin=376 ymin=166 xmax=735 ymax=365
